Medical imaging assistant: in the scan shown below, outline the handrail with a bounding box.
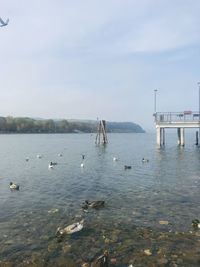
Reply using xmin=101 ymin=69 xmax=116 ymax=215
xmin=153 ymin=111 xmax=200 ymax=123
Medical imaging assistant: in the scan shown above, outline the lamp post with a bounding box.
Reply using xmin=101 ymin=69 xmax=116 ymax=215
xmin=198 ymin=82 xmax=200 ymax=142
xmin=154 ymin=89 xmax=158 ymax=113
xmin=154 ymin=89 xmax=158 ymax=121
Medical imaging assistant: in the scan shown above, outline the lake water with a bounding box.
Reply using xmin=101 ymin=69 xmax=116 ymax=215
xmin=0 ymin=132 xmax=200 ymax=266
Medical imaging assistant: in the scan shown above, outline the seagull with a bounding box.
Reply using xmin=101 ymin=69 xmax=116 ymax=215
xmin=80 ymin=162 xmax=84 ymax=168
xmin=0 ymin=17 xmax=9 ymax=27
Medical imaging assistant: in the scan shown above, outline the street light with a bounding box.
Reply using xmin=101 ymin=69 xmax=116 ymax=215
xmin=154 ymin=89 xmax=158 ymax=113
xmin=154 ymin=89 xmax=158 ymax=122
xmin=198 ymin=82 xmax=200 ymax=142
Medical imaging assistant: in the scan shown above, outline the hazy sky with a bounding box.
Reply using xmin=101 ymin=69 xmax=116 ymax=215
xmin=1 ymin=0 xmax=200 ymax=131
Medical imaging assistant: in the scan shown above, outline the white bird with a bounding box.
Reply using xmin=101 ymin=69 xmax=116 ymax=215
xmin=142 ymin=158 xmax=149 ymax=163
xmin=80 ymin=163 xmax=84 ymax=168
xmin=113 ymin=157 xmax=118 ymax=161
xmin=9 ymin=182 xmax=19 ymax=190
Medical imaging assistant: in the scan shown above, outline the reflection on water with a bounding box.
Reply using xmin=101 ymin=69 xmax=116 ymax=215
xmin=0 ymin=133 xmax=200 ymax=266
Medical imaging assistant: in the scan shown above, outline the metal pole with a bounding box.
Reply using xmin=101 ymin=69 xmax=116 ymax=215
xmin=154 ymin=89 xmax=158 ymax=122
xmin=198 ymin=82 xmax=200 ymax=143
xmin=154 ymin=89 xmax=157 ymax=113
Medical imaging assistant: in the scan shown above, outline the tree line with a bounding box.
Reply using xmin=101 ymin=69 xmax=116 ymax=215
xmin=0 ymin=117 xmax=95 ymax=133
xmin=0 ymin=116 xmax=145 ymax=133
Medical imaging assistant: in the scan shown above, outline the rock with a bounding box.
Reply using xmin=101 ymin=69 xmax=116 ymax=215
xmin=40 ymin=235 xmax=49 ymax=241
xmin=104 ymin=238 xmax=110 ymax=244
xmin=82 ymin=263 xmax=90 ymax=267
xmin=159 ymin=220 xmax=169 ymax=225
xmin=110 ymin=258 xmax=117 ymax=264
xmin=157 ymin=258 xmax=168 ymax=265
xmin=144 ymin=249 xmax=152 ymax=256
xmin=47 ymin=242 xmax=58 ymax=252
xmin=48 ymin=208 xmax=59 ymax=214
xmin=177 ymin=258 xmax=183 ymax=264
xmin=4 ymin=240 xmax=14 ymax=245
xmin=62 ymin=244 xmax=72 ymax=253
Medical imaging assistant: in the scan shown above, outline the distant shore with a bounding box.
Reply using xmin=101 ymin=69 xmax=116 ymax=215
xmin=0 ymin=116 xmax=145 ymax=134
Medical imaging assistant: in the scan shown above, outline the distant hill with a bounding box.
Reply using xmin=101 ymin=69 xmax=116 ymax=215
xmin=106 ymin=122 xmax=145 ymax=133
xmin=0 ymin=116 xmax=145 ymax=133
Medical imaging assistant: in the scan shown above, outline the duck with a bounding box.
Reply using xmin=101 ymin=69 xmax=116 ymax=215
xmin=82 ymin=200 xmax=105 ymax=209
xmin=25 ymin=157 xmax=29 ymax=162
xmin=9 ymin=182 xmax=19 ymax=190
xmin=50 ymin=162 xmax=57 ymax=166
xmin=192 ymin=219 xmax=200 ymax=228
xmin=91 ymin=250 xmax=109 ymax=267
xmin=124 ymin=165 xmax=132 ymax=170
xmin=56 ymin=219 xmax=84 ymax=236
xmin=113 ymin=157 xmax=118 ymax=161
xmin=37 ymin=154 xmax=42 ymax=159
xmin=58 ymin=153 xmax=62 ymax=157
xmin=142 ymin=158 xmax=149 ymax=163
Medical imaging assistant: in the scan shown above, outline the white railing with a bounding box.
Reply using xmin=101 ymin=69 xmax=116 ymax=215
xmin=154 ymin=111 xmax=200 ymax=123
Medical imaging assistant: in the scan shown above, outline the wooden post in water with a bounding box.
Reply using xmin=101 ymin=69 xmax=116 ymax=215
xmin=95 ymin=120 xmax=108 ymax=145
xmin=195 ymin=131 xmax=199 ymax=145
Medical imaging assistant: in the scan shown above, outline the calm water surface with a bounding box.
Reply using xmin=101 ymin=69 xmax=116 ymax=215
xmin=0 ymin=133 xmax=200 ymax=266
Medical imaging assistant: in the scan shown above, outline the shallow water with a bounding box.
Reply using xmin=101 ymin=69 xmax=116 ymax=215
xmin=0 ymin=132 xmax=200 ymax=266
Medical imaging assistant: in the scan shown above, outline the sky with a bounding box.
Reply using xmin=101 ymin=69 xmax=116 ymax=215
xmin=1 ymin=0 xmax=200 ymax=131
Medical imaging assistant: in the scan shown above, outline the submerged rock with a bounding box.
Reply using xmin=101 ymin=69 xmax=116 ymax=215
xmin=48 ymin=208 xmax=59 ymax=214
xmin=62 ymin=243 xmax=72 ymax=253
xmin=159 ymin=220 xmax=169 ymax=225
xmin=144 ymin=249 xmax=152 ymax=256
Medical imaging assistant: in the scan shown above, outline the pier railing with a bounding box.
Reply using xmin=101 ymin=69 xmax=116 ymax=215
xmin=154 ymin=111 xmax=200 ymax=123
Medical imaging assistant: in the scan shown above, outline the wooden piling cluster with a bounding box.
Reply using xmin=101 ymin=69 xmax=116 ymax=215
xmin=95 ymin=120 xmax=108 ymax=145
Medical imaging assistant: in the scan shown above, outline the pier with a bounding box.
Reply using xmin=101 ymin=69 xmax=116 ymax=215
xmin=154 ymin=111 xmax=200 ymax=146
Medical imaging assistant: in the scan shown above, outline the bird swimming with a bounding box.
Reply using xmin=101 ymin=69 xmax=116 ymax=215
xmin=9 ymin=182 xmax=19 ymax=190
xmin=124 ymin=165 xmax=132 ymax=170
xmin=56 ymin=219 xmax=84 ymax=236
xmin=92 ymin=250 xmax=109 ymax=267
xmin=192 ymin=219 xmax=200 ymax=228
xmin=142 ymin=158 xmax=149 ymax=163
xmin=49 ymin=162 xmax=57 ymax=166
xmin=82 ymin=200 xmax=105 ymax=209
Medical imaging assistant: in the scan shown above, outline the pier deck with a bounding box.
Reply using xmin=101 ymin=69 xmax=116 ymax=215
xmin=154 ymin=111 xmax=200 ymax=146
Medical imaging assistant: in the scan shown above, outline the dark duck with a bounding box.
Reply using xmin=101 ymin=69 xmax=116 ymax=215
xmin=82 ymin=200 xmax=105 ymax=210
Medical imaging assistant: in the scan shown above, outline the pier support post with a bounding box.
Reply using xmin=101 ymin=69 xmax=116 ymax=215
xmin=162 ymin=128 xmax=165 ymax=145
xmin=177 ymin=128 xmax=181 ymax=145
xmin=180 ymin=128 xmax=185 ymax=146
xmin=156 ymin=127 xmax=165 ymax=146
xmin=177 ymin=128 xmax=185 ymax=146
xmin=156 ymin=127 xmax=161 ymax=146
xmin=196 ymin=131 xmax=199 ymax=145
